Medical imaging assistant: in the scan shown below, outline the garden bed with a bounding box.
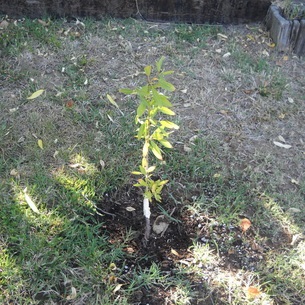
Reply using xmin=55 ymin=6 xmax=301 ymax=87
xmin=266 ymin=3 xmax=305 ymax=56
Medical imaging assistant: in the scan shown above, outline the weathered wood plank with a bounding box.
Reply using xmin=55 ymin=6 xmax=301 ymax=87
xmin=0 ymin=0 xmax=271 ymax=24
xmin=294 ymin=20 xmax=305 ymax=56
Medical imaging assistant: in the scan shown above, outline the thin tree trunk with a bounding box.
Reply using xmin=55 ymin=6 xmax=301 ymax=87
xmin=143 ymin=197 xmax=151 ymax=246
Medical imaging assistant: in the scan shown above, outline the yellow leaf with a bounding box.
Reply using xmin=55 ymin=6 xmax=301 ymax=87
xmin=267 ymin=42 xmax=276 ymax=48
xmin=107 ymin=94 xmax=119 ymax=109
xmin=143 ymin=141 xmax=149 ymax=157
xmin=37 ymin=139 xmax=44 ymax=149
xmin=27 ymin=89 xmax=45 ymax=100
xmin=109 ymin=263 xmax=117 ymax=271
xmin=246 ymin=34 xmax=255 ymax=41
xmin=107 ymin=94 xmax=124 ymax=115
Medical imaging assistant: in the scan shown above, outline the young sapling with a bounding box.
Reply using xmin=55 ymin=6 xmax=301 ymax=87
xmin=120 ymin=57 xmax=179 ymax=244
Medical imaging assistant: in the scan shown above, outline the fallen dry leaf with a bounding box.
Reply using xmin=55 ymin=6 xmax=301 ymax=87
xmin=246 ymin=286 xmax=261 ymax=299
xmin=228 ymin=248 xmax=235 ymax=255
xmin=10 ymin=169 xmax=19 ymax=177
xmin=24 ymin=188 xmax=40 ymax=214
xmin=171 ymin=248 xmax=181 ymax=257
xmin=99 ymin=159 xmax=105 ymax=170
xmin=108 ymin=275 xmax=117 ymax=284
xmin=287 ymin=97 xmax=294 ymax=103
xmin=183 ymin=145 xmax=192 ymax=152
xmin=273 ymin=141 xmax=292 ymax=149
xmin=37 ymin=19 xmax=48 ymax=27
xmin=217 ymin=33 xmax=228 ymax=41
xmin=66 ymin=287 xmax=77 ymax=300
xmin=0 ymin=20 xmax=9 ymax=29
xmin=240 ymin=218 xmax=251 ymax=233
xmin=290 ymin=179 xmax=299 ymax=185
xmin=113 ymin=284 xmax=123 ymax=294
xmin=65 ymin=100 xmax=74 ymax=108
xmin=124 ymin=247 xmax=135 ymax=254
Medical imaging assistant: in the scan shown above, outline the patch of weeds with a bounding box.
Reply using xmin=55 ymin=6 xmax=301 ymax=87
xmin=0 ymin=18 xmax=61 ymax=56
xmin=174 ymin=24 xmax=220 ymax=46
xmin=168 ymin=280 xmax=193 ymax=305
xmin=282 ymin=0 xmax=305 ymax=20
xmin=0 ymin=177 xmax=128 ymax=304
xmin=257 ymin=71 xmax=287 ymax=100
xmin=81 ymin=17 xmax=100 ymax=33
xmin=23 ymin=18 xmax=62 ymax=48
xmin=261 ymin=241 xmax=305 ymax=304
xmin=128 ymin=262 xmax=167 ymax=291
xmin=61 ymin=58 xmax=89 ymax=88
xmin=229 ymin=44 xmax=270 ymax=73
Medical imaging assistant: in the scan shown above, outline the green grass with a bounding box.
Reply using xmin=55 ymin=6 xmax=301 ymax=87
xmin=0 ymin=18 xmax=62 ymax=56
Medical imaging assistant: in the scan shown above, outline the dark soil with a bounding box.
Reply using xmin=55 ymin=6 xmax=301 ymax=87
xmin=97 ymin=185 xmax=289 ymax=305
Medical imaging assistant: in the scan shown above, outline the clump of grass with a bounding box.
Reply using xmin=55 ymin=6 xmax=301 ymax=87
xmin=0 ymin=18 xmax=62 ymax=56
xmin=174 ymin=24 xmax=220 ymax=44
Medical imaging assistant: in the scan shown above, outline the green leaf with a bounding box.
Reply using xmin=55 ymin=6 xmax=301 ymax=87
xmin=151 ymin=181 xmax=157 ymax=194
xmin=151 ymin=88 xmax=172 ymax=107
xmin=158 ymin=77 xmax=175 ymax=92
xmin=156 ymin=56 xmax=165 ymax=72
xmin=158 ymin=139 xmax=173 ymax=148
xmin=154 ymin=193 xmax=161 ymax=202
xmin=160 ymin=120 xmax=179 ymax=129
xmin=159 ymin=107 xmax=175 ymax=115
xmin=137 ymin=123 xmax=146 ymax=139
xmin=119 ymin=88 xmax=134 ymax=94
xmin=137 ymin=103 xmax=146 ymax=117
xmin=137 ymin=85 xmax=149 ymax=98
xmin=144 ymin=65 xmax=152 ymax=77
xmin=162 ymin=70 xmax=174 ymax=75
xmin=139 ymin=166 xmax=147 ymax=175
xmin=144 ymin=191 xmax=153 ymax=201
xmin=150 ymin=141 xmax=163 ymax=160
xmin=134 ymin=179 xmax=147 ymax=187
xmin=27 ymin=89 xmax=45 ymax=100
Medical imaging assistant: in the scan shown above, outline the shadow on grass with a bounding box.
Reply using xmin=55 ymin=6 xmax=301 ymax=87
xmin=0 ymin=131 xmax=304 ymax=305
